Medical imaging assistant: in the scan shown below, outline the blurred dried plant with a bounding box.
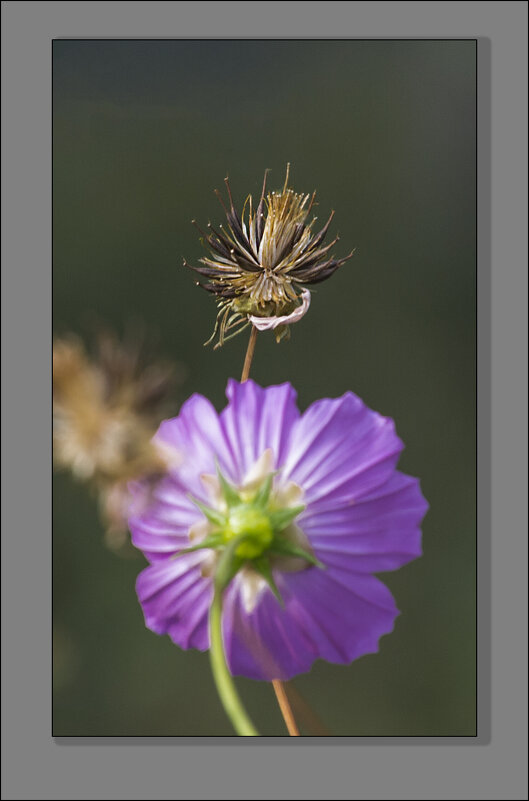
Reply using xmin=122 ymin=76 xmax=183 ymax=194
xmin=53 ymin=329 xmax=183 ymax=550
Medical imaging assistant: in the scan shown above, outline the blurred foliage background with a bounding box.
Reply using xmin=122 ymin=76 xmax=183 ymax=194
xmin=53 ymin=40 xmax=476 ymax=736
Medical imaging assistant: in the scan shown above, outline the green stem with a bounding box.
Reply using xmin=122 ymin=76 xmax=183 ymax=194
xmin=208 ymin=540 xmax=260 ymax=736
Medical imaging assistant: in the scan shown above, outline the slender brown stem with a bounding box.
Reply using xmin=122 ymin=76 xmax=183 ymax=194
xmin=281 ymin=682 xmax=331 ymax=736
xmin=240 ymin=325 xmax=258 ymax=383
xmin=272 ymin=679 xmax=300 ymax=736
xmin=239 ymin=325 xmax=301 ymax=737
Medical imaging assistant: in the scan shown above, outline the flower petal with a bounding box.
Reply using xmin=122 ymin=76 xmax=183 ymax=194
xmin=283 ymin=392 xmax=404 ymax=506
xmin=249 ymin=289 xmax=311 ymax=330
xmin=129 ymin=393 xmax=243 ymax=559
xmin=220 ymin=379 xmax=300 ymax=477
xmin=128 ymin=477 xmax=203 ymax=561
xmin=136 ymin=552 xmax=213 ymax=651
xmin=300 ymin=472 xmax=428 ymax=572
xmin=222 ymin=574 xmax=318 ymax=680
xmin=222 ymin=565 xmax=399 ymax=681
xmin=156 ymin=393 xmax=239 ymax=490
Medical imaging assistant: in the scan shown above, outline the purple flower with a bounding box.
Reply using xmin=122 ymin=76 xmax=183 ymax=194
xmin=129 ymin=380 xmax=428 ymax=681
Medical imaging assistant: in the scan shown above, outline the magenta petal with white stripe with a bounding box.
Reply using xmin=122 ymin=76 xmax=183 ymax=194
xmin=129 ymin=380 xmax=428 ymax=680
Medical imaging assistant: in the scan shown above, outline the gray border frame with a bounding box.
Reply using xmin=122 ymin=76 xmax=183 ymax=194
xmin=2 ymin=2 xmax=527 ymax=799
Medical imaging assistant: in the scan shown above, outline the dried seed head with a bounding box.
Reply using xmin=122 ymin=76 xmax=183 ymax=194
xmin=185 ymin=165 xmax=354 ymax=347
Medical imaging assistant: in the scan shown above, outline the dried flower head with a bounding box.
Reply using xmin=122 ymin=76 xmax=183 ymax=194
xmin=53 ymin=331 xmax=180 ymax=544
xmin=185 ymin=165 xmax=354 ymax=347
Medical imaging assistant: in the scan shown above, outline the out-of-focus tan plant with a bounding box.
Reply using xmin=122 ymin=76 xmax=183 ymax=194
xmin=53 ymin=329 xmax=183 ymax=551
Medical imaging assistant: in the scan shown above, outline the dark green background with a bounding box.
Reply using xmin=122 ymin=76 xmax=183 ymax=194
xmin=53 ymin=40 xmax=476 ymax=736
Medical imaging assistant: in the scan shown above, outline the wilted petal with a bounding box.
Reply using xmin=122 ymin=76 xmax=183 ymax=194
xmin=249 ymin=290 xmax=311 ymax=330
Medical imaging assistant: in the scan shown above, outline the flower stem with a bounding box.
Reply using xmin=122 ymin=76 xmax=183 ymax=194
xmin=209 ymin=537 xmax=259 ymax=736
xmin=271 ymin=680 xmax=300 ymax=736
xmin=209 ymin=591 xmax=259 ymax=736
xmin=239 ymin=325 xmax=302 ymax=737
xmin=241 ymin=325 xmax=258 ymax=382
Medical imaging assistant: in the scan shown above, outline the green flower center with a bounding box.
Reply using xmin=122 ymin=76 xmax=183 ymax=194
xmin=183 ymin=460 xmax=324 ymax=603
xmin=222 ymin=505 xmax=274 ymax=559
